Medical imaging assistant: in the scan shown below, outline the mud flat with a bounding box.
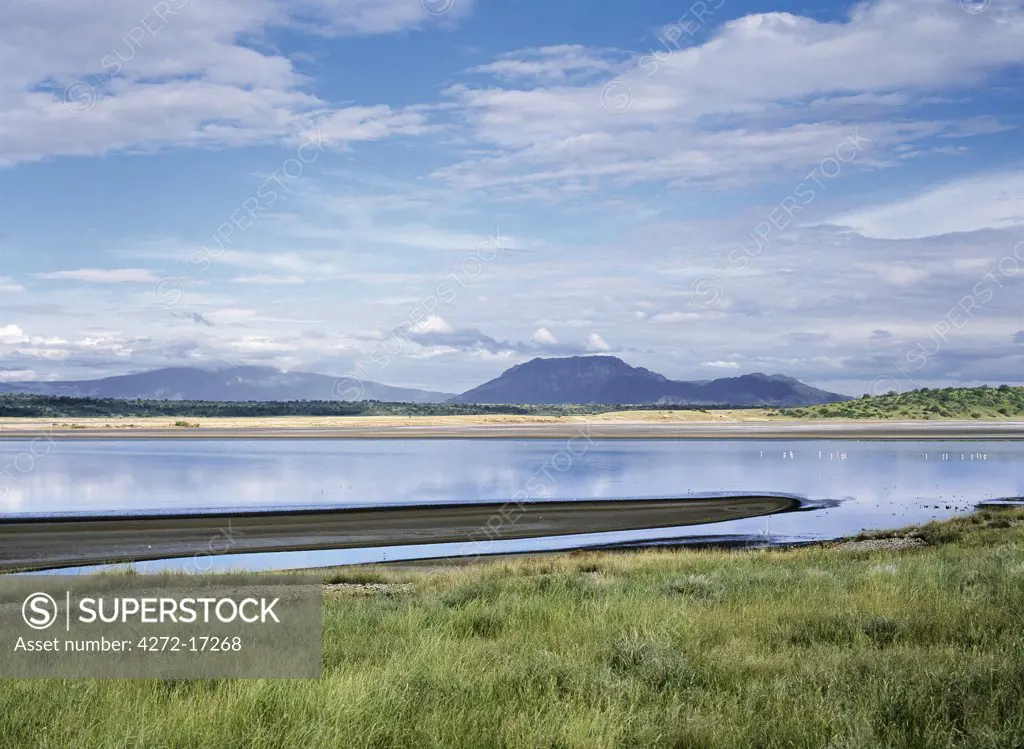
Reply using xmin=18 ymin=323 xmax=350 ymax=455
xmin=0 ymin=495 xmax=800 ymax=573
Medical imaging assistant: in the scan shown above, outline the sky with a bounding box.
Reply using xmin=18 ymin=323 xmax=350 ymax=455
xmin=0 ymin=0 xmax=1022 ymax=397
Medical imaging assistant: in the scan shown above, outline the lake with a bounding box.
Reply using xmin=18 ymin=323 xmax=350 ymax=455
xmin=1 ymin=439 xmax=1021 ymax=571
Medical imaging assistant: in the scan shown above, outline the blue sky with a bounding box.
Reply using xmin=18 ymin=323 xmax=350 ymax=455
xmin=1 ymin=0 xmax=1022 ymax=395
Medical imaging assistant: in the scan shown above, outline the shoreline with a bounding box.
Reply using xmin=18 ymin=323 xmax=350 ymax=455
xmin=1 ymin=418 xmax=1023 ymax=440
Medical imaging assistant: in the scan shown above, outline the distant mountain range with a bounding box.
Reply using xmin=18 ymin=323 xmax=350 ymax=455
xmin=0 ymin=357 xmax=851 ymax=406
xmin=0 ymin=366 xmax=453 ymax=404
xmin=451 ymin=356 xmax=850 ymax=406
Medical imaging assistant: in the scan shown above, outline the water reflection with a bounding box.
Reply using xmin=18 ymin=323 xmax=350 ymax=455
xmin=2 ymin=439 xmax=1020 ymax=572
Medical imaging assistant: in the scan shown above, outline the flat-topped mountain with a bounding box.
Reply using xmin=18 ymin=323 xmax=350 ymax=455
xmin=449 ymin=356 xmax=849 ymax=406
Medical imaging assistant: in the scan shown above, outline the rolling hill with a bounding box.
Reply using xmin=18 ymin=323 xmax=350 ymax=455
xmin=0 ymin=365 xmax=453 ymax=403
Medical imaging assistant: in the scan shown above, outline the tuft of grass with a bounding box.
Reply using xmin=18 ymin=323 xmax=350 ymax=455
xmin=667 ymin=573 xmax=724 ymax=600
xmin=2 ymin=508 xmax=1024 ymax=748
xmin=855 ymin=508 xmax=1022 ymax=546
xmin=323 ymin=567 xmax=392 ymax=586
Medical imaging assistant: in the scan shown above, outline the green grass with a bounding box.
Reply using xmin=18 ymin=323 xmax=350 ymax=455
xmin=2 ymin=508 xmax=1024 ymax=748
xmin=780 ymin=384 xmax=1024 ymax=420
xmin=0 ymin=394 xmax=759 ymax=419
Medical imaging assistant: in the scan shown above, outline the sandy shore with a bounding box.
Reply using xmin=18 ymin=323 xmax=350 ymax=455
xmin=0 ymin=415 xmax=1022 ymax=440
xmin=0 ymin=409 xmax=772 ymax=432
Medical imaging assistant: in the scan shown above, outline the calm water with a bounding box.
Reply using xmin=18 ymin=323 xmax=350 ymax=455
xmin=2 ymin=439 xmax=1021 ymax=571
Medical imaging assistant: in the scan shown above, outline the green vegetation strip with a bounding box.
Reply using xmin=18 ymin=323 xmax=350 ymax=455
xmin=0 ymin=394 xmax=751 ymax=419
xmin=2 ymin=508 xmax=1023 ymax=748
xmin=780 ymin=385 xmax=1024 ymax=420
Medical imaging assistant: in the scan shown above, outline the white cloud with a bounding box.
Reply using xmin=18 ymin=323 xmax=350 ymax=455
xmin=855 ymin=257 xmax=993 ymax=286
xmin=702 ymin=360 xmax=740 ymax=369
xmin=469 ymin=45 xmax=619 ymax=84
xmin=830 ymin=169 xmax=1024 ymax=239
xmin=0 ymin=0 xmax=470 ymax=166
xmin=0 ymin=276 xmax=24 ymax=293
xmin=530 ymin=327 xmax=558 ymax=345
xmin=35 ymin=268 xmax=159 ymax=283
xmin=303 ymin=105 xmax=435 ymax=146
xmin=0 ymin=324 xmax=26 ymax=342
xmin=648 ymin=311 xmax=700 ymax=324
xmin=437 ymin=0 xmax=1024 ymax=196
xmin=216 ymin=250 xmax=326 ymax=274
xmin=206 ymin=308 xmax=257 ymax=324
xmin=585 ymin=333 xmax=610 ymax=352
xmin=230 ymin=275 xmax=306 ymax=285
xmin=409 ymin=315 xmax=455 ymax=335
xmin=290 ymin=0 xmax=474 ymax=36
xmin=225 ymin=336 xmax=299 ymax=353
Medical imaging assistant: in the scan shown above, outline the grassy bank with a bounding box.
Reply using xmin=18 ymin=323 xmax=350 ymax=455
xmin=779 ymin=385 xmax=1024 ymax=420
xmin=3 ymin=508 xmax=1024 ymax=748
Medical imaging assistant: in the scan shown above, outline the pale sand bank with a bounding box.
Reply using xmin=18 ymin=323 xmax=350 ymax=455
xmin=0 ymin=416 xmax=1022 ymax=439
xmin=0 ymin=409 xmax=775 ymax=433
